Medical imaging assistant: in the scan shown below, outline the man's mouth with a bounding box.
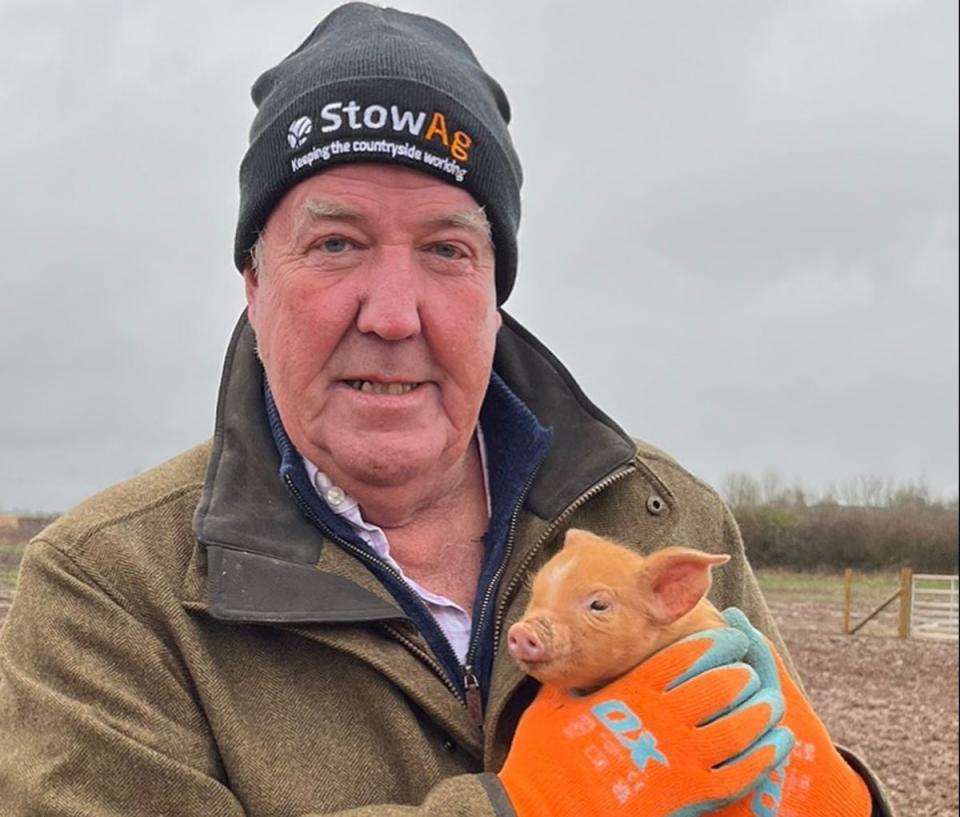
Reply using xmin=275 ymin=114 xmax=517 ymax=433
xmin=344 ymin=380 xmax=421 ymax=395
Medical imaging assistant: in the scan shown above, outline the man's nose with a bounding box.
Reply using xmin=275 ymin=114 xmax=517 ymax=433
xmin=355 ymin=250 xmax=422 ymax=341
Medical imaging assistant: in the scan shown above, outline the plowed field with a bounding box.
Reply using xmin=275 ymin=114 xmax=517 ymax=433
xmin=757 ymin=570 xmax=959 ymax=817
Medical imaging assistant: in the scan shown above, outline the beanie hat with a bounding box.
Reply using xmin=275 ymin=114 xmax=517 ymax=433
xmin=236 ymin=2 xmax=523 ymax=304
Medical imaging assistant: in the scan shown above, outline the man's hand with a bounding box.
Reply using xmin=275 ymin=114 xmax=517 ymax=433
xmin=717 ymin=608 xmax=872 ymax=817
xmin=498 ymin=627 xmax=793 ymax=816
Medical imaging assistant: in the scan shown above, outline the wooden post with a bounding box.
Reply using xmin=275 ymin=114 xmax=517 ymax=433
xmin=899 ymin=567 xmax=913 ymax=639
xmin=843 ymin=568 xmax=853 ymax=634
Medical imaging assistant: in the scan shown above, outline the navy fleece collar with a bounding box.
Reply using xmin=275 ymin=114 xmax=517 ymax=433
xmin=264 ymin=371 xmax=551 ymax=701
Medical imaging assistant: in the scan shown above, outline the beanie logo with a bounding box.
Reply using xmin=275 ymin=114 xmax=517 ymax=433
xmin=287 ymin=116 xmax=313 ymax=149
xmin=286 ymin=101 xmax=476 ymax=184
xmin=286 ymin=101 xmax=473 ymax=164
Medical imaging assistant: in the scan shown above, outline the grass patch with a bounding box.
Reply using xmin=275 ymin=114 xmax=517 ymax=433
xmin=0 ymin=541 xmax=27 ymax=565
xmin=912 ymin=576 xmax=957 ymax=590
xmin=755 ymin=568 xmax=899 ymax=596
xmin=0 ymin=542 xmax=27 ymax=592
xmin=0 ymin=541 xmax=28 ymax=553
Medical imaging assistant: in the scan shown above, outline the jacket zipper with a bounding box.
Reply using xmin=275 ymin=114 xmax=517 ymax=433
xmin=462 ymin=664 xmax=483 ymax=726
xmin=491 ymin=463 xmax=637 ymax=656
xmin=285 ymin=461 xmax=636 ymax=727
xmin=381 ymin=622 xmax=461 ymax=700
xmin=459 ymin=462 xmax=544 ymax=725
xmin=283 ymin=475 xmax=465 ymax=703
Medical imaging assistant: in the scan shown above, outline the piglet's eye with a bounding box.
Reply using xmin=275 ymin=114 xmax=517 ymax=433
xmin=589 ymin=600 xmax=609 ymax=612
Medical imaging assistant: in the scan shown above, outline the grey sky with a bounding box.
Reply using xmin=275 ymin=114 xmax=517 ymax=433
xmin=1 ymin=0 xmax=956 ymax=513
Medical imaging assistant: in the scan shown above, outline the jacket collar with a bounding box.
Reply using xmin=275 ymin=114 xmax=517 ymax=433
xmin=494 ymin=311 xmax=635 ymax=519
xmin=192 ymin=311 xmax=635 ymax=623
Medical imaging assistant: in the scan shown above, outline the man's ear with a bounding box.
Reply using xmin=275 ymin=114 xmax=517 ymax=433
xmin=243 ymin=265 xmax=259 ymax=324
xmin=637 ymin=547 xmax=730 ymax=625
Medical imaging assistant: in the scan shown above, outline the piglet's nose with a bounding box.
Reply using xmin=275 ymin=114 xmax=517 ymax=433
xmin=507 ymin=622 xmax=545 ymax=662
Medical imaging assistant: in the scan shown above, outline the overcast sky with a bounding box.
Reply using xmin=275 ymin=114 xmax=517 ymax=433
xmin=1 ymin=0 xmax=957 ymax=514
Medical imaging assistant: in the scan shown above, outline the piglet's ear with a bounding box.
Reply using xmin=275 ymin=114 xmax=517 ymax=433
xmin=562 ymin=528 xmax=603 ymax=550
xmin=638 ymin=548 xmax=730 ymax=625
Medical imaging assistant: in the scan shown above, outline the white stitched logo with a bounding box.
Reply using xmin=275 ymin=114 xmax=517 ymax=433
xmin=284 ymin=101 xmax=473 ymax=183
xmin=287 ymin=116 xmax=313 ymax=149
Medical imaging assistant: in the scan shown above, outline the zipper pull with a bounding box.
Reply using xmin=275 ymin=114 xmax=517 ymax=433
xmin=463 ymin=664 xmax=484 ymax=729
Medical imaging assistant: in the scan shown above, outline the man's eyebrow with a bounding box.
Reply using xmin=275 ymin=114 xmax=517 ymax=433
xmin=424 ymin=207 xmax=493 ymax=242
xmin=293 ymin=198 xmax=363 ymax=239
xmin=293 ymin=199 xmax=493 ymax=243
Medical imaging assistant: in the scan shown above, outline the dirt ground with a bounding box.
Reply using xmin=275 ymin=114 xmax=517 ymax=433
xmin=1 ymin=564 xmax=957 ymax=815
xmin=758 ymin=571 xmax=960 ymax=817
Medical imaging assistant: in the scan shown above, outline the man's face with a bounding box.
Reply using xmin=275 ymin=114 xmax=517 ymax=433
xmin=245 ymin=164 xmax=501 ymax=493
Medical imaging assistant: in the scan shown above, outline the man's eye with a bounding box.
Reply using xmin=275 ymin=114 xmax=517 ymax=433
xmin=431 ymin=243 xmax=462 ymax=259
xmin=319 ymin=237 xmax=350 ymax=253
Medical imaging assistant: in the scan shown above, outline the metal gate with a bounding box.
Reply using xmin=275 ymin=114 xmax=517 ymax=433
xmin=910 ymin=574 xmax=959 ymax=640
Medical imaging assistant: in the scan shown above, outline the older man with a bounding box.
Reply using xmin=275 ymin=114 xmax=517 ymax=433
xmin=0 ymin=4 xmax=891 ymax=816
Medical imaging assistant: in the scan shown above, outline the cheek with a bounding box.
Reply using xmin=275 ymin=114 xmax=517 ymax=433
xmin=419 ymin=287 xmax=498 ymax=429
xmin=249 ymin=285 xmax=353 ymax=412
xmin=257 ymin=279 xmax=350 ymax=354
xmin=574 ymin=617 xmax=634 ymax=670
xmin=427 ymin=292 xmax=498 ymax=374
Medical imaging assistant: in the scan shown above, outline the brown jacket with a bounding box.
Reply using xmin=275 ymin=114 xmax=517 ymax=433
xmin=0 ymin=313 xmax=891 ymax=816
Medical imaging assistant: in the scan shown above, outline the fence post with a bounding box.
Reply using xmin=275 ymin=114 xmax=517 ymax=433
xmin=843 ymin=568 xmax=853 ymax=634
xmin=899 ymin=567 xmax=913 ymax=639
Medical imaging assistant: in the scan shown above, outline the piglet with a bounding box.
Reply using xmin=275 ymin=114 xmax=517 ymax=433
xmin=507 ymin=528 xmax=730 ymax=694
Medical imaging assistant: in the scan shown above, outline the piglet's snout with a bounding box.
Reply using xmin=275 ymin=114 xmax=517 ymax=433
xmin=507 ymin=620 xmax=548 ymax=663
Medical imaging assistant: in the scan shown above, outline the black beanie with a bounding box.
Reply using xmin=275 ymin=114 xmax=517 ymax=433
xmin=236 ymin=3 xmax=523 ymax=304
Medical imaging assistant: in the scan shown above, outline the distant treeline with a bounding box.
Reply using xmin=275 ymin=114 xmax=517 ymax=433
xmin=723 ymin=473 xmax=959 ymax=573
xmin=4 ymin=475 xmax=959 ymax=575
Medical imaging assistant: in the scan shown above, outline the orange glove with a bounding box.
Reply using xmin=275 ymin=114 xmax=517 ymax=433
xmin=498 ymin=627 xmax=793 ymax=817
xmin=718 ymin=608 xmax=872 ymax=817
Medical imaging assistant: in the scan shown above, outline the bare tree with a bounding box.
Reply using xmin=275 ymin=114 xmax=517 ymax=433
xmin=720 ymin=472 xmax=761 ymax=508
xmin=838 ymin=474 xmax=894 ymax=507
xmin=760 ymin=469 xmax=785 ymax=505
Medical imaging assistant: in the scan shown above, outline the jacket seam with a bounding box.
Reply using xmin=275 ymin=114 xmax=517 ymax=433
xmin=633 ymin=444 xmax=731 ymax=518
xmin=33 ymin=481 xmax=204 ymax=620
xmin=630 ymin=453 xmax=680 ymax=507
xmin=29 ymin=536 xmax=136 ymax=615
xmin=44 ymin=482 xmax=204 ymax=556
xmin=26 ymin=537 xmax=184 ymax=645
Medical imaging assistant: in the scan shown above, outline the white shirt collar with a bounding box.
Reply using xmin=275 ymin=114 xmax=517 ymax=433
xmin=300 ymin=424 xmax=492 ymax=528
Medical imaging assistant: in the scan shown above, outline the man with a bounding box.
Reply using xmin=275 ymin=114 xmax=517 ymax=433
xmin=0 ymin=4 xmax=892 ymax=815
